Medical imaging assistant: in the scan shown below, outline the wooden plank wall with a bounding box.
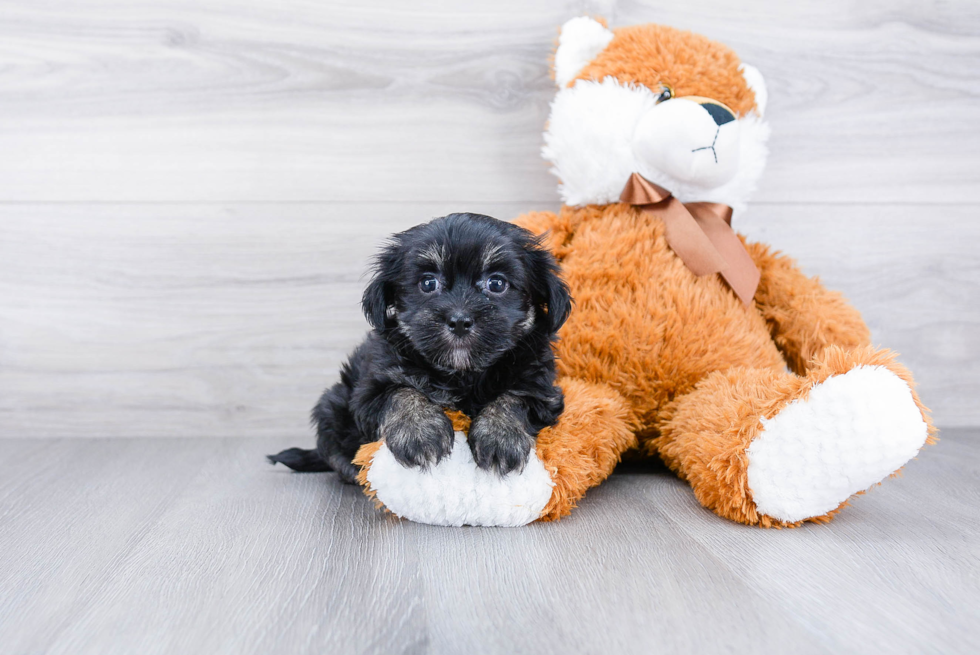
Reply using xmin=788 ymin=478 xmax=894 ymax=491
xmin=1 ymin=0 xmax=978 ymax=437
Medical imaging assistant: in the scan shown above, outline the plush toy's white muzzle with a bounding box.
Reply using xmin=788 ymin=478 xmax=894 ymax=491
xmin=633 ymin=98 xmax=741 ymax=188
xmin=543 ymin=77 xmax=769 ymax=213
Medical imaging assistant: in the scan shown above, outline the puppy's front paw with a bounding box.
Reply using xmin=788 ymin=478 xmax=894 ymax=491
xmin=469 ymin=395 xmax=536 ymax=476
xmin=380 ymin=388 xmax=455 ymax=470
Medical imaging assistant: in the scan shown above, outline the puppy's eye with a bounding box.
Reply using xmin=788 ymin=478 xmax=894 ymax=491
xmin=655 ymin=85 xmax=673 ymax=104
xmin=485 ymin=274 xmax=508 ymax=294
xmin=419 ymin=274 xmax=440 ymax=294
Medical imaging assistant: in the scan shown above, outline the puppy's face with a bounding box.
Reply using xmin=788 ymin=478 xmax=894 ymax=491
xmin=363 ymin=213 xmax=570 ymax=373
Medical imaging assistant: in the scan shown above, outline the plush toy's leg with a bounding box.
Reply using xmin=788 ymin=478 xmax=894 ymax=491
xmin=352 ymin=377 xmax=635 ymax=526
xmin=653 ymin=346 xmax=935 ymax=527
xmin=534 ymin=378 xmax=636 ymax=520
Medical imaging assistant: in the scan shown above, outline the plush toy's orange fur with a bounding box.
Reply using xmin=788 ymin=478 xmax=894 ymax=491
xmin=513 ymin=204 xmax=935 ymax=524
xmin=482 ymin=22 xmax=934 ymax=524
xmin=534 ymin=379 xmax=636 ymax=520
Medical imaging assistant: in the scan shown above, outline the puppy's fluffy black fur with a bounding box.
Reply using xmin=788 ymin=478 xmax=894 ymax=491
xmin=269 ymin=213 xmax=571 ymax=482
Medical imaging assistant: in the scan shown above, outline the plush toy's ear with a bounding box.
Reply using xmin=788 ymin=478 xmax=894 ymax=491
xmin=739 ymin=63 xmax=768 ymax=117
xmin=361 ymin=240 xmax=402 ymax=331
xmin=524 ymin=239 xmax=572 ymax=333
xmin=554 ymin=16 xmax=615 ymax=87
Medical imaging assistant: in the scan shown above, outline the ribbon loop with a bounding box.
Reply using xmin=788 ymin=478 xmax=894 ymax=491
xmin=620 ymin=173 xmax=760 ymax=306
xmin=619 ymin=173 xmax=672 ymax=205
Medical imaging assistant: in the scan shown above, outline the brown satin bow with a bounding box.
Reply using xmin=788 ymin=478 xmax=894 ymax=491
xmin=619 ymin=172 xmax=760 ymax=306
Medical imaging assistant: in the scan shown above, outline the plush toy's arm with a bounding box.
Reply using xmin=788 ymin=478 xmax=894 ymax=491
xmin=745 ymin=240 xmax=872 ymax=375
xmin=353 ymin=376 xmax=636 ymax=526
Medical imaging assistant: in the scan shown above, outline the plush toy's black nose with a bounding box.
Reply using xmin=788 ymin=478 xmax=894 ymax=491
xmin=447 ymin=313 xmax=474 ymax=337
xmin=701 ymin=102 xmax=735 ymax=126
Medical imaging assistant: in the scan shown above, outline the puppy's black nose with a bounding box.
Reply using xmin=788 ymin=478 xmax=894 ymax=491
xmin=447 ymin=313 xmax=474 ymax=337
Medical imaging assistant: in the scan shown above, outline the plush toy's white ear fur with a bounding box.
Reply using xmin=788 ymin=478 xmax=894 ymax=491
xmin=554 ymin=17 xmax=615 ymax=87
xmin=739 ymin=63 xmax=767 ymax=117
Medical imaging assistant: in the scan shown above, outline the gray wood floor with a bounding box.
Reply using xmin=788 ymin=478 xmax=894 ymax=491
xmin=1 ymin=430 xmax=977 ymax=655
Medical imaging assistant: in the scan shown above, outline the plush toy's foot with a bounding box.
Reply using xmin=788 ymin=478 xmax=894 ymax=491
xmin=355 ymin=432 xmax=554 ymax=527
xmin=656 ymin=346 xmax=935 ymax=527
xmin=353 ymin=378 xmax=636 ymax=526
xmin=746 ymin=362 xmax=929 ymax=523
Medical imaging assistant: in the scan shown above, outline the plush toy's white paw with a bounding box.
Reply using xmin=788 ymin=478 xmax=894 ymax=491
xmin=365 ymin=432 xmax=554 ymax=527
xmin=746 ymin=366 xmax=929 ymax=523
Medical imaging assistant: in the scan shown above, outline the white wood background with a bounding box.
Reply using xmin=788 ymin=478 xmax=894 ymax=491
xmin=1 ymin=0 xmax=978 ymax=436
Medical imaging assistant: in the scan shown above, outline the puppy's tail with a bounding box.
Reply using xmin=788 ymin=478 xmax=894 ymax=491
xmin=267 ymin=447 xmax=332 ymax=472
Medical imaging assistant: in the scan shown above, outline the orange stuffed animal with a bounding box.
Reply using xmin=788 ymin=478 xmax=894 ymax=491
xmin=354 ymin=17 xmax=935 ymax=527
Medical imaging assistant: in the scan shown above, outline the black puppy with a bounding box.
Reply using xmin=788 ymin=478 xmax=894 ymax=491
xmin=268 ymin=213 xmax=571 ymax=483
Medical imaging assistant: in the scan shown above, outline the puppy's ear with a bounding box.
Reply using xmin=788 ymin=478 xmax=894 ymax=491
xmin=361 ymin=276 xmax=390 ymax=331
xmin=362 ymin=240 xmax=402 ymax=331
xmin=524 ymin=236 xmax=572 ymax=333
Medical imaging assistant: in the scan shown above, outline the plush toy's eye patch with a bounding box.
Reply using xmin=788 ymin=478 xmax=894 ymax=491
xmin=678 ymin=95 xmax=737 ymax=126
xmin=700 ymin=101 xmax=735 ymax=126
